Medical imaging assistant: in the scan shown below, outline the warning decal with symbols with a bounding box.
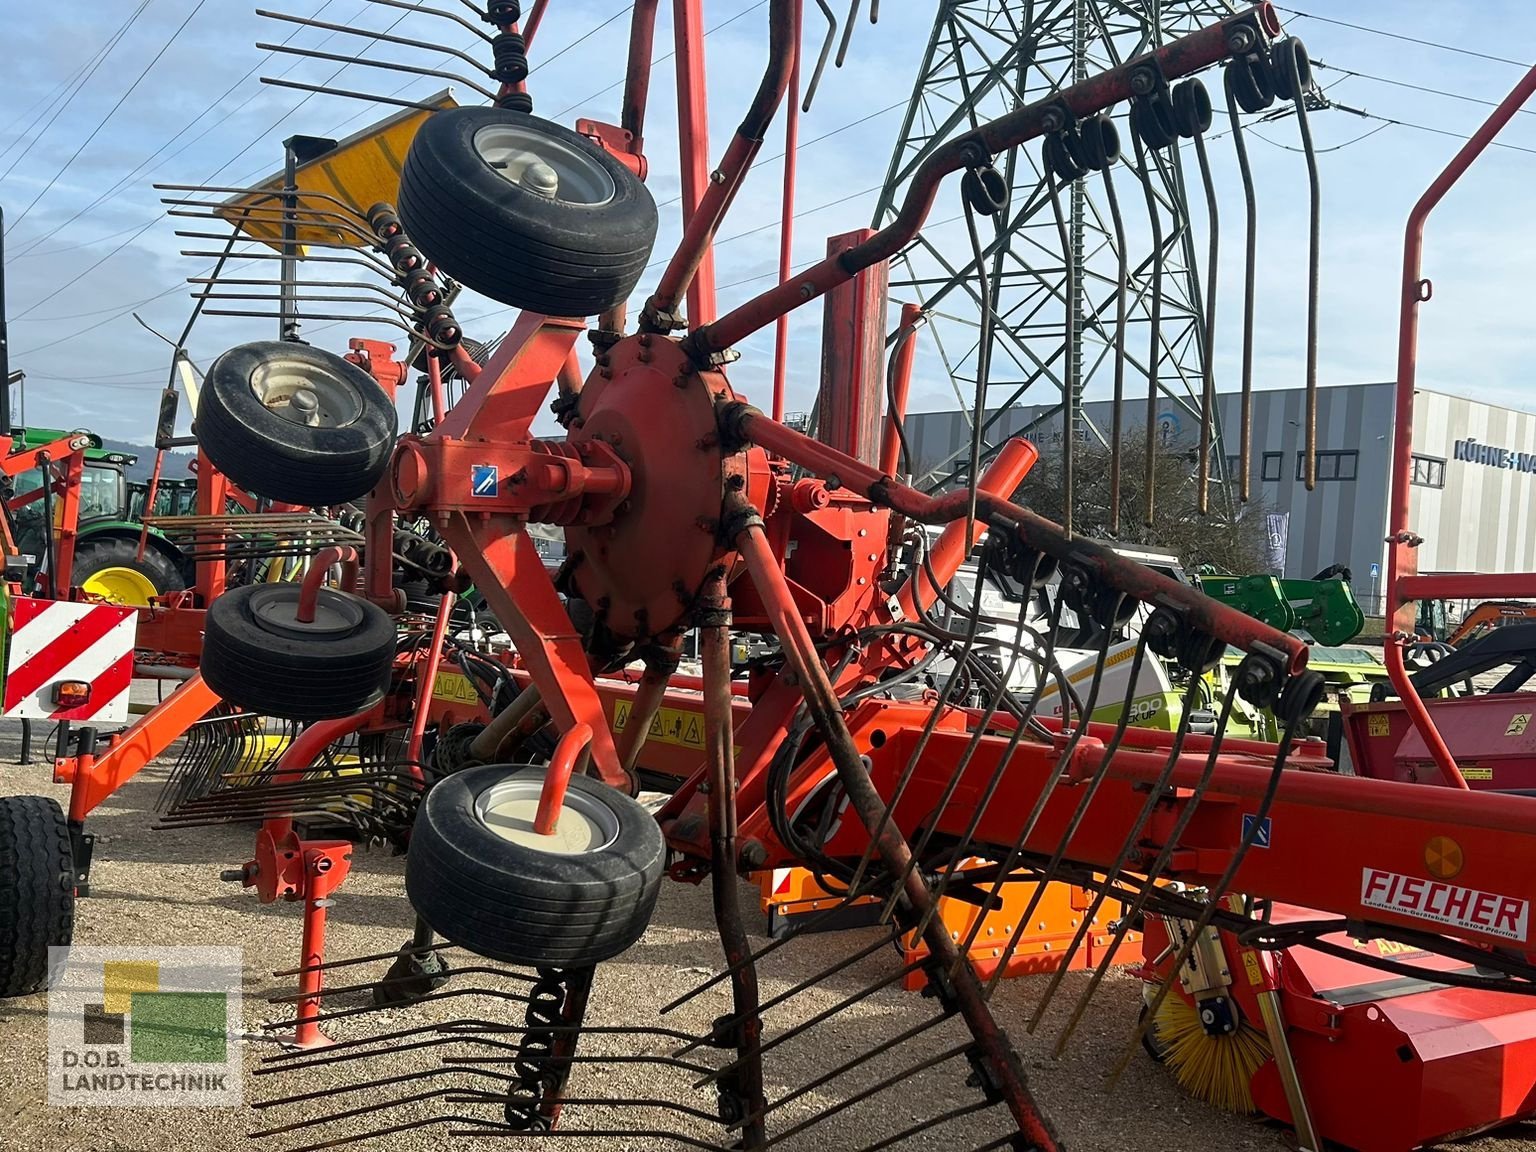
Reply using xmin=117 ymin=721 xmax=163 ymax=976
xmin=612 ymin=699 xmax=739 ymax=755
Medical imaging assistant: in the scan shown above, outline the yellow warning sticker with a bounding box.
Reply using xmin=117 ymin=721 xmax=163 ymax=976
xmin=1242 ymin=951 xmax=1264 ymax=987
xmin=1507 ymin=713 xmax=1531 ymax=737
xmin=432 ymin=671 xmax=480 ymax=705
xmin=1462 ymin=765 xmax=1494 ymax=782
xmin=1367 ymin=713 xmax=1392 ymax=737
xmin=613 ymin=699 xmax=739 ymax=756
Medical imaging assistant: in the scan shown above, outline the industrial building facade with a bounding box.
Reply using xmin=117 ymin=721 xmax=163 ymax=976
xmin=900 ymin=383 xmax=1536 ymax=609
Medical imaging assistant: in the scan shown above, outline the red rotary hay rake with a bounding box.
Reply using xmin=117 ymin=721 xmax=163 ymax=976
xmin=59 ymin=2 xmax=1536 ymax=1149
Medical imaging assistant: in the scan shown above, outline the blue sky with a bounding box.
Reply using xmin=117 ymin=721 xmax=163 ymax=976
xmin=1 ymin=1 xmax=1534 ymax=442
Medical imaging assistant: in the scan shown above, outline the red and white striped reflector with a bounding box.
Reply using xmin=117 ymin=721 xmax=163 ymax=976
xmin=3 ymin=597 xmax=136 ymax=724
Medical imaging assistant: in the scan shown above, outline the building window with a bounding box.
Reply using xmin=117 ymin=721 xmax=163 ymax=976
xmin=1411 ymin=453 xmax=1446 ymax=489
xmin=1260 ymin=452 xmax=1282 ymax=482
xmin=1297 ymin=450 xmax=1358 ymax=482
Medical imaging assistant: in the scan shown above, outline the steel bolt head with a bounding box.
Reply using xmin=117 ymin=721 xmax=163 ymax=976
xmin=1130 ymin=69 xmax=1155 ymax=96
xmin=1227 ymin=26 xmax=1256 ymax=53
xmin=1041 ymin=108 xmax=1065 ymax=132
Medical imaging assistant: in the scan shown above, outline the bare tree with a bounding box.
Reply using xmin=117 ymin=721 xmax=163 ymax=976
xmin=1012 ymin=431 xmax=1273 ymax=573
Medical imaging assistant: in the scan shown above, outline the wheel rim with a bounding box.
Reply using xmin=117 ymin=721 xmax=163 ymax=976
xmin=248 ymin=356 xmax=364 ymax=429
xmin=474 ymin=774 xmax=620 ymax=855
xmin=83 ymin=566 xmax=157 ymax=607
xmin=248 ymin=585 xmax=365 ymax=640
xmin=473 ymin=124 xmax=617 ymax=206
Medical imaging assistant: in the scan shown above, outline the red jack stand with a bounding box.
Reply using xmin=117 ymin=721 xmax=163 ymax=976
xmin=226 ymin=826 xmax=353 ymax=1049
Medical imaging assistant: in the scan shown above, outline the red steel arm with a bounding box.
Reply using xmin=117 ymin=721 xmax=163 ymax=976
xmin=1385 ymin=61 xmax=1536 ymax=790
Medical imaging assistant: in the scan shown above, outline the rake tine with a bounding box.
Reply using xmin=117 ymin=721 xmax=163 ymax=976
xmin=658 ymin=885 xmax=892 ymax=1015
xmin=1110 ymin=724 xmax=1300 ymax=1087
xmin=671 ymin=927 xmax=899 ymax=1058
xmin=731 ymin=1008 xmax=955 ymax=1130
xmin=855 ymin=1098 xmax=998 ymax=1152
xmin=1049 ymin=674 xmax=1249 ymax=1055
xmin=255 ymin=41 xmax=499 ymax=102
xmin=909 ymin=617 xmax=1113 ymax=976
xmin=1022 ymin=671 xmax=1207 ymax=1031
xmin=262 ymin=985 xmax=536 ymax=1032
xmin=283 ymin=1113 xmax=506 ymax=1152
xmin=759 ymin=1043 xmax=975 ymax=1149
xmin=273 ymin=938 xmax=451 ymax=979
xmin=692 ymin=962 xmax=924 ymax=1089
xmin=258 ymin=77 xmax=452 ymax=112
xmin=449 ymin=1095 xmax=726 ymax=1125
xmin=255 ymin=1064 xmax=504 ymax=1110
xmin=443 ymin=1051 xmax=718 ymax=1077
xmin=357 ymin=0 xmax=495 ymax=43
xmin=251 ymin=1085 xmax=503 ymax=1138
xmin=962 ymin=628 xmax=1149 ymax=966
xmin=266 ymin=964 xmax=531 ymax=1004
xmin=455 ymin=1130 xmax=725 ymax=1150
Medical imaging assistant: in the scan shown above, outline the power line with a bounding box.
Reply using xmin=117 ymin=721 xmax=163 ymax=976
xmin=11 ymin=3 xmax=416 ymax=331
xmin=551 ymin=1 xmax=769 ymax=121
xmin=6 ymin=0 xmax=213 ymax=238
xmin=1314 ymin=60 xmax=1536 ymax=120
xmin=0 ymin=1 xmax=155 ymax=181
xmin=8 ymin=0 xmax=342 ymax=261
xmin=1276 ymin=6 xmax=1532 ymax=70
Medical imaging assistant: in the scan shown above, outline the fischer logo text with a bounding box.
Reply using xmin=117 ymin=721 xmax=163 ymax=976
xmin=1360 ymin=868 xmax=1528 ymax=942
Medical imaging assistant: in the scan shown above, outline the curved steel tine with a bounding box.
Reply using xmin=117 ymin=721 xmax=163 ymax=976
xmin=260 ymin=77 xmax=458 ymax=112
xmin=256 ymin=41 xmax=499 ymax=101
xmin=357 ymin=0 xmax=495 ymax=43
xmin=835 ymin=0 xmax=862 ymax=68
xmin=803 ymin=0 xmax=838 ymax=112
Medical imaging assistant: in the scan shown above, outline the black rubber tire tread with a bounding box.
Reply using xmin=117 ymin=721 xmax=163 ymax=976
xmin=0 ymin=796 xmax=75 ymax=997
xmin=200 ymin=583 xmax=397 ymax=722
xmin=406 ymin=765 xmax=664 ymax=967
xmin=73 ymin=537 xmax=185 ymax=598
xmin=398 ymin=106 xmax=658 ymax=317
xmin=196 ymin=341 xmax=398 ymax=507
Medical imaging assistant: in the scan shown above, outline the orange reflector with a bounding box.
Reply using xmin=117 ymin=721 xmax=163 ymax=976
xmin=52 ymin=680 xmax=91 ymax=708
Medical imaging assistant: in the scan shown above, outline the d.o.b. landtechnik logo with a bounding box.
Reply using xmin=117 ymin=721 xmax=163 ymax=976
xmin=48 ymin=946 xmax=242 ymax=1107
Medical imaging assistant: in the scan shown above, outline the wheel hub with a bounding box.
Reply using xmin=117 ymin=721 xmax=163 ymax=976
xmin=475 ymin=775 xmax=619 ymax=855
xmin=563 ymin=335 xmax=769 ymax=649
xmin=250 ymin=358 xmax=362 ymax=428
xmin=473 ymin=122 xmax=616 ymax=206
xmin=249 ymin=585 xmax=363 ymax=640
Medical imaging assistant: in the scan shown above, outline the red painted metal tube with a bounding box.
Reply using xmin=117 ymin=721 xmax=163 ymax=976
xmin=690 ymin=4 xmax=1278 ymax=357
xmin=521 ymin=0 xmax=548 ymax=47
xmin=671 ymin=0 xmax=718 ymax=328
xmin=1399 ymin=572 xmax=1536 ymax=602
xmin=1384 ymin=62 xmax=1536 ymax=790
xmin=733 ymin=516 xmax=1061 ymax=1150
xmin=534 ymin=721 xmax=591 ymax=835
xmin=427 ymin=345 xmax=449 ymax=426
xmin=262 ymin=710 xmax=380 ymax=842
xmin=734 ymin=404 xmax=1310 ymax=675
xmin=294 ymin=546 xmax=356 ymax=624
xmin=770 ymin=0 xmax=802 ymax=424
xmin=404 ymin=591 xmax=454 ymax=780
xmin=879 ymin=302 xmax=922 ymax=477
xmin=896 ymin=435 xmax=1037 ymax=621
xmin=621 ymin=0 xmax=661 ymax=155
xmin=648 ymin=0 xmax=796 ymax=322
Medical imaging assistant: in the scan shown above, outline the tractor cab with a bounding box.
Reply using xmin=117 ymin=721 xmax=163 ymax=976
xmin=5 ymin=427 xmax=187 ymax=606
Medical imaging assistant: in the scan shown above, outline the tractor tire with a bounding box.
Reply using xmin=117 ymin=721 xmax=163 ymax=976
xmin=74 ymin=537 xmax=185 ymax=608
xmin=0 ymin=796 xmax=75 ymax=997
xmin=200 ymin=583 xmax=397 ymax=722
xmin=398 ymin=106 xmax=658 ymax=317
xmin=197 ymin=341 xmax=398 ymax=507
xmin=406 ymin=765 xmax=664 ymax=968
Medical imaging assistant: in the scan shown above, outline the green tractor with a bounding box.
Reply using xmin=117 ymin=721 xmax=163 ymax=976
xmin=8 ymin=427 xmax=190 ymax=606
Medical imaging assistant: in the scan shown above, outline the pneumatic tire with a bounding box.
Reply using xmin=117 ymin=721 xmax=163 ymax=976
xmin=0 ymin=796 xmax=75 ymax=997
xmin=200 ymin=583 xmax=397 ymax=722
xmin=406 ymin=765 xmax=664 ymax=967
xmin=197 ymin=341 xmax=398 ymax=507
xmin=398 ymin=107 xmax=658 ymax=317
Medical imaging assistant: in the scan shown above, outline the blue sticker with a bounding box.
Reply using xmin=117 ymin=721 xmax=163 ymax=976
xmin=1242 ymin=814 xmax=1272 ymax=849
xmin=471 ymin=464 xmax=499 ymax=498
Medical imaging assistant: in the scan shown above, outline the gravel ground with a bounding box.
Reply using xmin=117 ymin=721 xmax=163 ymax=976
xmin=2 ymin=704 xmax=1535 ymax=1152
